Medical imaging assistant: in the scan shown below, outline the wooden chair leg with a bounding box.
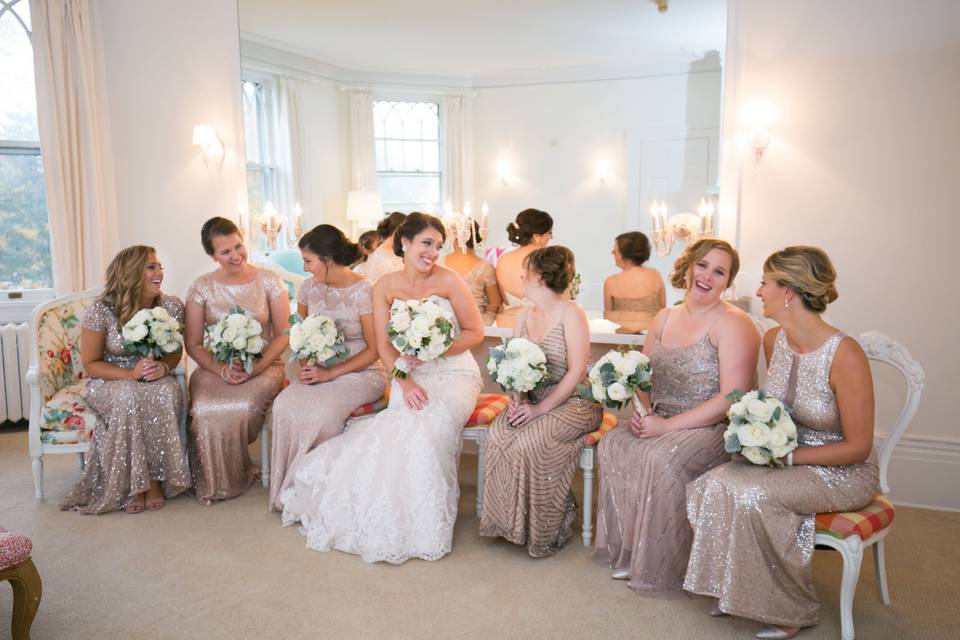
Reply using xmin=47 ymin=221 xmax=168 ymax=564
xmin=1 ymin=557 xmax=42 ymax=640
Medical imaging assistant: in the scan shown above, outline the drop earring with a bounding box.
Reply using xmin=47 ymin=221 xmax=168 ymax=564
xmin=784 ymin=298 xmax=789 ymax=309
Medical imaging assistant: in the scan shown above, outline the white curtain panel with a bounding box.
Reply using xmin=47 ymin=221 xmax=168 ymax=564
xmin=263 ymin=78 xmax=304 ymax=247
xmin=347 ymin=90 xmax=376 ymax=191
xmin=441 ymin=94 xmax=474 ymax=211
xmin=30 ymin=0 xmax=113 ymax=294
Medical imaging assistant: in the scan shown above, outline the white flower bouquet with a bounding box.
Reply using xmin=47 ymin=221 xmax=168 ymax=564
xmin=486 ymin=337 xmax=548 ymax=400
xmin=121 ymin=306 xmax=184 ymax=359
xmin=578 ymin=348 xmax=652 ymax=410
xmin=386 ymin=298 xmax=455 ymax=379
xmin=723 ymin=389 xmax=798 ymax=467
xmin=287 ymin=313 xmax=348 ymax=367
xmin=203 ymin=305 xmax=266 ymax=374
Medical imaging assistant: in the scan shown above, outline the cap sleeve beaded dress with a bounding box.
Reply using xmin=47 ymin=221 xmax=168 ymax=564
xmin=185 ymin=268 xmax=285 ymax=505
xmin=683 ymin=330 xmax=879 ymax=628
xmin=60 ymin=294 xmax=191 ymax=514
xmin=267 ymin=279 xmax=386 ymax=511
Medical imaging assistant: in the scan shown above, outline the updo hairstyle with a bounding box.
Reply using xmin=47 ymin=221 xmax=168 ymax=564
xmin=670 ymin=238 xmax=740 ymax=290
xmin=200 ymin=216 xmax=240 ymax=256
xmin=506 ymin=208 xmax=553 ymax=246
xmin=763 ymin=246 xmax=839 ymax=313
xmin=615 ymin=232 xmax=652 ymax=266
xmin=377 ymin=212 xmax=407 ymax=240
xmin=298 ymin=224 xmax=361 ymax=266
xmin=523 ymin=245 xmax=575 ymax=295
xmin=392 ymin=212 xmax=447 ymax=257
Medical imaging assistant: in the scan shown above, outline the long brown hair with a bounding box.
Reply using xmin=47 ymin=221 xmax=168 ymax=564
xmin=99 ymin=245 xmax=158 ymax=327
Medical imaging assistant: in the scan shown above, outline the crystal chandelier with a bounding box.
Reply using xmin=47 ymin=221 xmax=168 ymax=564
xmin=442 ymin=201 xmax=489 ymax=253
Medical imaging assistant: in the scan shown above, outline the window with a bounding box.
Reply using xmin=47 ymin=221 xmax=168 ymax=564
xmin=0 ymin=0 xmax=52 ymax=291
xmin=241 ymin=80 xmax=276 ymax=218
xmin=373 ymin=100 xmax=440 ymax=213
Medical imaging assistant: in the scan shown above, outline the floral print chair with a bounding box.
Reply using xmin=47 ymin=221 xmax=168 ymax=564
xmin=26 ymin=288 xmax=187 ymax=499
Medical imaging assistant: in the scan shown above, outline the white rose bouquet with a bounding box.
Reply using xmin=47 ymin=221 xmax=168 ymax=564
xmin=567 ymin=272 xmax=582 ymax=300
xmin=723 ymin=389 xmax=798 ymax=467
xmin=287 ymin=313 xmax=348 ymax=367
xmin=578 ymin=348 xmax=652 ymax=410
xmin=486 ymin=337 xmax=548 ymax=401
xmin=203 ymin=305 xmax=266 ymax=374
xmin=386 ymin=298 xmax=455 ymax=379
xmin=121 ymin=306 xmax=184 ymax=359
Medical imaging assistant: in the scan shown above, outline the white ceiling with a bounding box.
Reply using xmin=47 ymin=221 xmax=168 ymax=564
xmin=237 ymin=0 xmax=726 ymax=78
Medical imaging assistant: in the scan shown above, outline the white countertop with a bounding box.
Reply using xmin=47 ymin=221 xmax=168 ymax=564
xmin=482 ymin=324 xmax=645 ymax=346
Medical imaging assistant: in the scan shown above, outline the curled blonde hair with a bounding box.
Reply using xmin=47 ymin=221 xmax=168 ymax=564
xmin=99 ymin=245 xmax=158 ymax=328
xmin=670 ymin=238 xmax=740 ymax=290
xmin=763 ymin=246 xmax=838 ymax=313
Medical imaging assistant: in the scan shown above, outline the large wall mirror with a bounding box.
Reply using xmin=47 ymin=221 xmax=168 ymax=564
xmin=236 ymin=0 xmax=727 ymax=309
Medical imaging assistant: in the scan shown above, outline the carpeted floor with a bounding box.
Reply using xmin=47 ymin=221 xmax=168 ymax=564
xmin=1 ymin=426 xmax=958 ymax=640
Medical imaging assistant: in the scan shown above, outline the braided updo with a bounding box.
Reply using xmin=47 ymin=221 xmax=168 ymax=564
xmin=523 ymin=245 xmax=575 ymax=294
xmin=763 ymin=246 xmax=839 ymax=313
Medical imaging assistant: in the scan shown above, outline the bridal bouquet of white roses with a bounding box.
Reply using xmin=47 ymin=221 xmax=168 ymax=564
xmin=486 ymin=337 xmax=548 ymax=399
xmin=203 ymin=305 xmax=266 ymax=374
xmin=578 ymin=348 xmax=652 ymax=410
xmin=386 ymin=298 xmax=455 ymax=379
xmin=121 ymin=306 xmax=184 ymax=359
xmin=723 ymin=389 xmax=798 ymax=467
xmin=287 ymin=313 xmax=348 ymax=367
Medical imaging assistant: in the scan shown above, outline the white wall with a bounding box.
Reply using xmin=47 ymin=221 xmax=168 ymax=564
xmin=721 ymin=0 xmax=960 ymax=507
xmin=92 ymin=0 xmax=246 ymax=297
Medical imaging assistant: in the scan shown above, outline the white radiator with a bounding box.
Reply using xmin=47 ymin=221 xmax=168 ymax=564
xmin=0 ymin=322 xmax=30 ymax=422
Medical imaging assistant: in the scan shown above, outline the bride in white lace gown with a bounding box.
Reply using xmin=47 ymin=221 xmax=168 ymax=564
xmin=281 ymin=213 xmax=483 ymax=564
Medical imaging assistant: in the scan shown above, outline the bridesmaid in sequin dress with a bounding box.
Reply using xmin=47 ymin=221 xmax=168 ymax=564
xmin=443 ymin=219 xmax=502 ymax=325
xmin=61 ymin=246 xmax=191 ymax=514
xmin=684 ymin=247 xmax=879 ymax=639
xmin=184 ymin=217 xmax=290 ymax=505
xmin=495 ymin=209 xmax=553 ymax=328
xmin=479 ymin=246 xmax=602 ymax=557
xmin=603 ymin=232 xmax=665 ymax=334
xmin=267 ymin=226 xmax=386 ymax=511
xmin=594 ymin=239 xmax=760 ymax=592
xmin=363 ymin=212 xmax=406 ymax=283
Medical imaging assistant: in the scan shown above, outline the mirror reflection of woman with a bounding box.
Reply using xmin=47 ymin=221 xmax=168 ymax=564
xmin=494 ymin=208 xmax=553 ymax=328
xmin=442 ymin=219 xmax=502 ymax=325
xmin=184 ymin=217 xmax=290 ymax=505
xmin=61 ymin=246 xmax=191 ymax=514
xmin=603 ymin=232 xmax=665 ymax=334
xmin=594 ymin=238 xmax=760 ymax=593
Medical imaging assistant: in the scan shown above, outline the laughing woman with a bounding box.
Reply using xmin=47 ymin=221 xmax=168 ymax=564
xmin=593 ymin=238 xmax=760 ymax=593
xmin=61 ymin=246 xmax=191 ymax=514
xmin=184 ymin=217 xmax=289 ymax=505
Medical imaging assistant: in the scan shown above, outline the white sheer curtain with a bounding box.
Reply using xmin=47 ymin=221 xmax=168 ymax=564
xmin=441 ymin=94 xmax=474 ymax=211
xmin=263 ymin=77 xmax=303 ymax=248
xmin=347 ymin=90 xmax=376 ymax=191
xmin=30 ymin=0 xmax=114 ymax=293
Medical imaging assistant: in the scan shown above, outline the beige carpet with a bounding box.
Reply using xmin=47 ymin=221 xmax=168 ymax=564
xmin=1 ymin=427 xmax=958 ymax=640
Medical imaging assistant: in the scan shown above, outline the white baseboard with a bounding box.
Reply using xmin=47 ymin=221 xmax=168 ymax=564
xmin=877 ymin=434 xmax=960 ymax=511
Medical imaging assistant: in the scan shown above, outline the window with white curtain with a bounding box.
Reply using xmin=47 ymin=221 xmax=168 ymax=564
xmin=0 ymin=0 xmax=52 ymax=291
xmin=373 ymin=100 xmax=441 ymax=213
xmin=242 ymin=80 xmax=276 ymax=217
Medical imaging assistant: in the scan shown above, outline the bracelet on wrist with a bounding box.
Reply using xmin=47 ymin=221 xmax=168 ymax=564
xmin=786 ymin=451 xmax=794 ymax=466
xmin=220 ymin=364 xmax=228 ymax=381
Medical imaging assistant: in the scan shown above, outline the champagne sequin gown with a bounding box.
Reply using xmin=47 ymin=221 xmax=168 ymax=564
xmin=609 ymin=290 xmax=664 ymax=334
xmin=186 ymin=269 xmax=286 ymax=505
xmin=460 ymin=258 xmax=498 ymax=325
xmin=594 ymin=309 xmax=730 ymax=592
xmin=60 ymin=295 xmax=191 ymax=514
xmin=684 ymin=330 xmax=879 ymax=627
xmin=267 ymin=279 xmax=386 ymax=511
xmin=479 ymin=310 xmax=602 ymax=557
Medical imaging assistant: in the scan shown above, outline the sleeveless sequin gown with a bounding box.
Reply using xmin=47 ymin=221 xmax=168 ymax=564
xmin=593 ymin=309 xmax=730 ymax=592
xmin=281 ymin=296 xmax=481 ymax=564
xmin=479 ymin=309 xmax=602 ymax=557
xmin=684 ymin=330 xmax=879 ymax=627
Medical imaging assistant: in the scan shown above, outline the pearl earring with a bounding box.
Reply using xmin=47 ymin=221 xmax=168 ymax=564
xmin=784 ymin=299 xmax=789 ymax=309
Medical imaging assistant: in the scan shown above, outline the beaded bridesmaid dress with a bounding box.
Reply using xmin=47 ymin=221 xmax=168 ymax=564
xmin=684 ymin=330 xmax=879 ymax=628
xmin=479 ymin=307 xmax=602 ymax=557
xmin=267 ymin=279 xmax=385 ymax=511
xmin=460 ymin=258 xmax=498 ymax=324
xmin=593 ymin=308 xmax=730 ymax=592
xmin=609 ymin=290 xmax=664 ymax=334
xmin=60 ymin=295 xmax=191 ymax=514
xmin=186 ymin=269 xmax=285 ymax=505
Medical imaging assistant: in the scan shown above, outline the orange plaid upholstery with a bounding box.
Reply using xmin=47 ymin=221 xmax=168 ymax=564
xmin=350 ymin=386 xmax=391 ymax=417
xmin=466 ymin=394 xmax=510 ymax=426
xmin=815 ymin=494 xmax=896 ymax=541
xmin=584 ymin=411 xmax=619 ymax=446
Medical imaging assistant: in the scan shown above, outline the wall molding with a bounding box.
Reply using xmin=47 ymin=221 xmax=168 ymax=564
xmin=879 ymin=434 xmax=960 ymax=511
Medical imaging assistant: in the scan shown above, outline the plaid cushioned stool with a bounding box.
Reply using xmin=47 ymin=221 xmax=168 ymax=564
xmin=0 ymin=527 xmax=41 ymax=640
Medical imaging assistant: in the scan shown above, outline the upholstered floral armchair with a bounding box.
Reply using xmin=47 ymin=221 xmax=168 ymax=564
xmin=26 ymin=288 xmax=187 ymax=499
